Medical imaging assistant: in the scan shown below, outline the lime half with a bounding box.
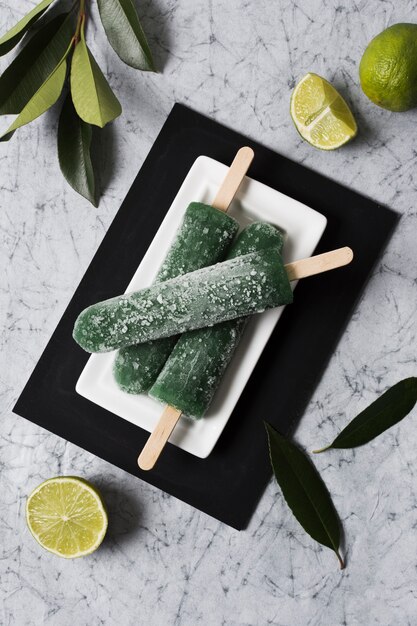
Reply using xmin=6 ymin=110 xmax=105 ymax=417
xmin=26 ymin=476 xmax=108 ymax=558
xmin=290 ymin=73 xmax=357 ymax=150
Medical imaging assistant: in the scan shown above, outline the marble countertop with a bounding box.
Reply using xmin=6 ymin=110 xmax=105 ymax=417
xmin=1 ymin=0 xmax=417 ymax=624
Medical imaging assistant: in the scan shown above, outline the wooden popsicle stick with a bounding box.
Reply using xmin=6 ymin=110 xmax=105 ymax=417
xmin=211 ymin=146 xmax=254 ymax=212
xmin=138 ymin=147 xmax=254 ymax=471
xmin=285 ymin=247 xmax=353 ymax=281
xmin=138 ymin=405 xmax=182 ymax=470
xmin=138 ymin=245 xmax=354 ymax=471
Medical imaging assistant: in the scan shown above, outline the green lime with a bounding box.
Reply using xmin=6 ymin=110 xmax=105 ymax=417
xmin=26 ymin=476 xmax=108 ymax=558
xmin=359 ymin=23 xmax=417 ymax=111
xmin=290 ymin=73 xmax=357 ymax=150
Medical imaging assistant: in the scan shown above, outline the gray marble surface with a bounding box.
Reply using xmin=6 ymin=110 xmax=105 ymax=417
xmin=1 ymin=0 xmax=417 ymax=624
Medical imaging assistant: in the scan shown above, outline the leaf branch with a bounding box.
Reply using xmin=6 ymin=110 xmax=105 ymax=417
xmin=74 ymin=0 xmax=86 ymax=44
xmin=0 ymin=0 xmax=156 ymax=204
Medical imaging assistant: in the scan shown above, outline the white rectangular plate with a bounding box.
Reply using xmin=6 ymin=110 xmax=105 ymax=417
xmin=76 ymin=156 xmax=327 ymax=458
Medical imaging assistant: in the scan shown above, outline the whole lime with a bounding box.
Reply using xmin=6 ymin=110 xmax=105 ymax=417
xmin=359 ymin=23 xmax=417 ymax=111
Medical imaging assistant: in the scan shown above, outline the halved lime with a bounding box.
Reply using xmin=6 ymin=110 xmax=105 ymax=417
xmin=290 ymin=73 xmax=357 ymax=150
xmin=26 ymin=476 xmax=108 ymax=558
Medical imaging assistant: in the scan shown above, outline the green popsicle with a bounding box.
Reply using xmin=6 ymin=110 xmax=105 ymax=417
xmin=73 ymin=248 xmax=293 ymax=353
xmin=149 ymin=222 xmax=285 ymax=418
xmin=113 ymin=202 xmax=239 ymax=394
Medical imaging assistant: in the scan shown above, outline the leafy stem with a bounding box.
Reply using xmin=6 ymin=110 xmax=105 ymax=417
xmin=336 ymin=551 xmax=345 ymax=570
xmin=0 ymin=0 xmax=156 ymax=205
xmin=312 ymin=445 xmax=331 ymax=454
xmin=74 ymin=0 xmax=86 ymax=44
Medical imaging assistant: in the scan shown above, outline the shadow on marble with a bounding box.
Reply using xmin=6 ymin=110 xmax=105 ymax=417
xmin=339 ymin=518 xmax=348 ymax=569
xmin=345 ymin=109 xmax=375 ymax=150
xmin=332 ymin=80 xmax=375 ymax=148
xmin=91 ymin=480 xmax=142 ymax=547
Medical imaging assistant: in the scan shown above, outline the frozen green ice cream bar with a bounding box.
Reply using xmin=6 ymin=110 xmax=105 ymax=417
xmin=154 ymin=202 xmax=239 ymax=281
xmin=149 ymin=222 xmax=285 ymax=418
xmin=73 ymin=246 xmax=293 ymax=353
xmin=113 ymin=202 xmax=239 ymax=394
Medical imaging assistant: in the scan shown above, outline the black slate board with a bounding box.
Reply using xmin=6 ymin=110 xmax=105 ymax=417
xmin=14 ymin=104 xmax=398 ymax=529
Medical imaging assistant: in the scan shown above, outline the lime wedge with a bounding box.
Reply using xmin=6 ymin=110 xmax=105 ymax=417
xmin=26 ymin=476 xmax=108 ymax=558
xmin=290 ymin=73 xmax=357 ymax=150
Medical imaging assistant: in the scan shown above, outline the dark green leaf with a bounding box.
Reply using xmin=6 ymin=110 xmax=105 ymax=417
xmin=0 ymin=46 xmax=70 ymax=142
xmin=70 ymin=19 xmax=122 ymax=127
xmin=0 ymin=13 xmax=74 ymax=115
xmin=265 ymin=422 xmax=344 ymax=568
xmin=58 ymin=93 xmax=97 ymax=206
xmin=314 ymin=377 xmax=417 ymax=452
xmin=97 ymin=0 xmax=155 ymax=71
xmin=0 ymin=0 xmax=56 ymax=57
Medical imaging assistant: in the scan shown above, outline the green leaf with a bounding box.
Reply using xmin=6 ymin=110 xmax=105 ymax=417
xmin=0 ymin=47 xmax=70 ymax=142
xmin=70 ymin=20 xmax=122 ymax=128
xmin=0 ymin=13 xmax=74 ymax=115
xmin=313 ymin=377 xmax=417 ymax=452
xmin=58 ymin=93 xmax=97 ymax=206
xmin=265 ymin=422 xmax=344 ymax=569
xmin=97 ymin=0 xmax=155 ymax=71
xmin=0 ymin=0 xmax=56 ymax=57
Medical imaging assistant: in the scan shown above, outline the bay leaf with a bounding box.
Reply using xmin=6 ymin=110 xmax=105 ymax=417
xmin=0 ymin=50 xmax=69 ymax=142
xmin=314 ymin=377 xmax=417 ymax=452
xmin=0 ymin=13 xmax=74 ymax=115
xmin=58 ymin=93 xmax=97 ymax=206
xmin=70 ymin=21 xmax=122 ymax=128
xmin=97 ymin=0 xmax=155 ymax=71
xmin=0 ymin=0 xmax=56 ymax=57
xmin=265 ymin=422 xmax=345 ymax=568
